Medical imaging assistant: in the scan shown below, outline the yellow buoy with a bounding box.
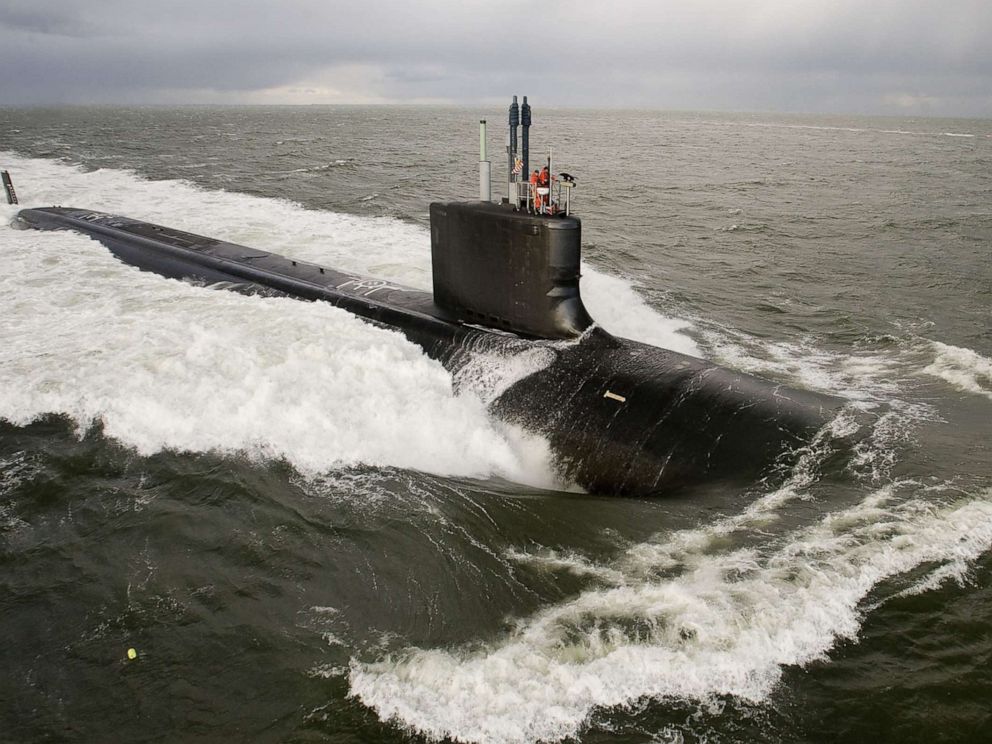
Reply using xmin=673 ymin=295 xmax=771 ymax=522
xmin=127 ymin=648 xmax=138 ymax=660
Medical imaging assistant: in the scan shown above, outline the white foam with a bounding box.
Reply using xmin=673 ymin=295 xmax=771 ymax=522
xmin=922 ymin=341 xmax=992 ymax=400
xmin=349 ymin=485 xmax=992 ymax=744
xmin=703 ymin=328 xmax=904 ymax=403
xmin=1 ymin=151 xmax=435 ymax=288
xmin=453 ymin=344 xmax=556 ymax=408
xmin=580 ymin=268 xmax=700 ymax=356
xmin=849 ymin=400 xmax=938 ymax=482
xmin=504 ymin=548 xmax=628 ymax=586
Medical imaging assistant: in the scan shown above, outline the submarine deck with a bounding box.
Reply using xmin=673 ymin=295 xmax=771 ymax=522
xmin=17 ymin=207 xmax=477 ymax=339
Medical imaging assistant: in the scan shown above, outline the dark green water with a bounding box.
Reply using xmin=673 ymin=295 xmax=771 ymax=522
xmin=1 ymin=106 xmax=991 ymax=743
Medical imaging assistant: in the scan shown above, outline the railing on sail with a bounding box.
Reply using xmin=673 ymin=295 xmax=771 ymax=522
xmin=513 ymin=175 xmax=574 ymax=217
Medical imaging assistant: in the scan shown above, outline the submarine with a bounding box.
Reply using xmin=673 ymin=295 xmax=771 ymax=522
xmin=15 ymin=97 xmax=844 ymax=496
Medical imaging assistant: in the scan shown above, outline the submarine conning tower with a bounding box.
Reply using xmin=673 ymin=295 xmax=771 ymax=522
xmin=429 ymin=96 xmax=592 ymax=340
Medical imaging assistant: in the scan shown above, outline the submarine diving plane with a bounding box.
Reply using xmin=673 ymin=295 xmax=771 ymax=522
xmin=15 ymin=97 xmax=844 ymax=496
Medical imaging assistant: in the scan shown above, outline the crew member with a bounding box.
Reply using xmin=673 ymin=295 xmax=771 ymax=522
xmin=539 ymin=166 xmax=552 ymax=213
xmin=530 ymin=169 xmax=542 ymax=211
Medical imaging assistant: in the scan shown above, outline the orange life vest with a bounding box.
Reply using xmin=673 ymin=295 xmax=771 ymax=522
xmin=530 ymin=172 xmax=542 ymax=210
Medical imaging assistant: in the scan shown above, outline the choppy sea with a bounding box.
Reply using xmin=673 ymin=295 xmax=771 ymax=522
xmin=1 ymin=106 xmax=991 ymax=743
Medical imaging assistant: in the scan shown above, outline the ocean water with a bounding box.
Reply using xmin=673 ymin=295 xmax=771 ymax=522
xmin=1 ymin=106 xmax=990 ymax=743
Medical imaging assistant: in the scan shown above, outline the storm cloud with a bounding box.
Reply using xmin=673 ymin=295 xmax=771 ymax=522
xmin=2 ymin=0 xmax=991 ymax=115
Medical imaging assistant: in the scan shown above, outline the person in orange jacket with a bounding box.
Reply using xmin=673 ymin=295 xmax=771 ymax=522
xmin=539 ymin=166 xmax=553 ymax=212
xmin=530 ymin=169 xmax=542 ymax=211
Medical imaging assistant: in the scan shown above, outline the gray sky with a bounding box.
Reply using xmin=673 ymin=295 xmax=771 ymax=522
xmin=2 ymin=0 xmax=991 ymax=116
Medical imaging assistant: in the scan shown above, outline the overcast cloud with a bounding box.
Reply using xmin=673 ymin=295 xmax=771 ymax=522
xmin=1 ymin=0 xmax=991 ymax=116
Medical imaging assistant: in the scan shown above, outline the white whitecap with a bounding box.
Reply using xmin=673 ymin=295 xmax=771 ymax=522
xmin=349 ymin=486 xmax=992 ymax=744
xmin=922 ymin=341 xmax=992 ymax=400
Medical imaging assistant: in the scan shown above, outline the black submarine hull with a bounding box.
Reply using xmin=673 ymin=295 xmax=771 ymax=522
xmin=16 ymin=207 xmax=844 ymax=496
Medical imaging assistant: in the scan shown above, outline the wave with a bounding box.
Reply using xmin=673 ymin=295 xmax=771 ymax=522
xmin=349 ymin=476 xmax=992 ymax=744
xmin=701 ymin=327 xmax=907 ymax=403
xmin=922 ymin=341 xmax=992 ymax=400
xmin=729 ymin=122 xmax=977 ymax=139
